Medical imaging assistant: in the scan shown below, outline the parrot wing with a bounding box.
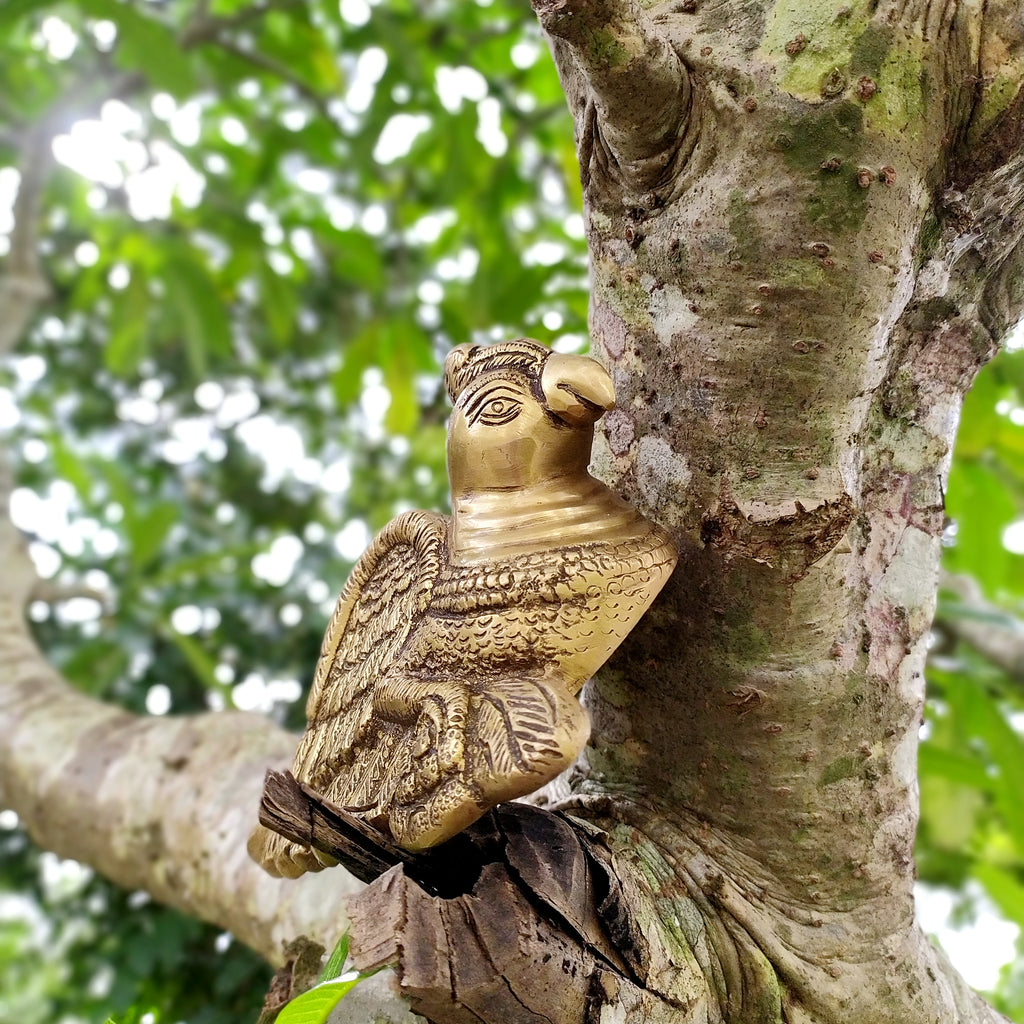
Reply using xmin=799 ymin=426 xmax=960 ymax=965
xmin=248 ymin=509 xmax=446 ymax=877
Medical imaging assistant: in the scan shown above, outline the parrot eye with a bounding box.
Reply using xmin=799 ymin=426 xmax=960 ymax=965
xmin=480 ymin=398 xmax=520 ymax=424
xmin=464 ymin=383 xmax=524 ymax=426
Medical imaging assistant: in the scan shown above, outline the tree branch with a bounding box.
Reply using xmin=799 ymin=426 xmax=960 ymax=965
xmin=256 ymin=770 xmax=418 ymax=885
xmin=0 ymin=483 xmax=415 ymax=1024
xmin=939 ymin=571 xmax=1024 ymax=681
xmin=0 ymin=605 xmax=354 ymax=963
xmin=531 ymin=0 xmax=692 ymax=197
xmin=263 ymin=773 xmax=1010 ymax=1023
xmin=0 ymin=469 xmax=421 ymax=1019
xmin=333 ymin=794 xmax=1012 ymax=1024
xmin=0 ymin=494 xmax=349 ymax=966
xmin=0 ymin=124 xmax=52 ymax=356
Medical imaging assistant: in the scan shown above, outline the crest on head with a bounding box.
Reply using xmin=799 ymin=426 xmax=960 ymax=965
xmin=443 ymin=340 xmax=548 ymax=404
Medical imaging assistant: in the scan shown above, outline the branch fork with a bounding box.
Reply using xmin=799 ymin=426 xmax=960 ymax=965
xmin=531 ymin=0 xmax=695 ymax=200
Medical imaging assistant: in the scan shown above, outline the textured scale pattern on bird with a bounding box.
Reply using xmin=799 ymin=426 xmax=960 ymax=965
xmin=248 ymin=339 xmax=677 ymax=876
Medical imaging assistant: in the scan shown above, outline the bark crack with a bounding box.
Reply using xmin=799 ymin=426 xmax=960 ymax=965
xmin=699 ymin=493 xmax=855 ymax=582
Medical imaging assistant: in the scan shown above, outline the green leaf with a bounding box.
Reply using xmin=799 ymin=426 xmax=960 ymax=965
xmin=0 ymin=0 xmax=53 ymax=26
xmin=918 ymin=743 xmax=993 ymax=790
xmin=275 ymin=978 xmax=364 ymax=1024
xmin=148 ymin=542 xmax=264 ymax=586
xmin=106 ymin=271 xmax=151 ymax=377
xmin=98 ymin=459 xmax=135 ymax=514
xmin=975 ymin=863 xmax=1024 ymax=928
xmin=317 ymin=930 xmax=350 ymax=983
xmin=129 ymin=501 xmax=179 ymax=569
xmin=259 ymin=262 xmax=297 ymax=347
xmin=60 ymin=639 xmax=129 ymax=698
xmin=101 ymin=1008 xmax=148 ymax=1024
xmin=210 ymin=0 xmax=253 ymax=13
xmin=332 ymin=320 xmax=433 ymax=433
xmin=939 ymin=670 xmax=1024 ymax=854
xmin=383 ymin=335 xmax=419 ymax=436
xmin=331 ymin=323 xmax=381 ymax=407
xmin=50 ymin=436 xmax=94 ymax=500
xmin=329 ymin=232 xmax=385 ymax=293
xmin=308 ymin=43 xmax=343 ymax=93
xmin=164 ymin=255 xmax=233 ymax=378
xmin=968 ymin=691 xmax=1024 ymax=853
xmin=945 ymin=460 xmax=1020 ymax=594
xmin=918 ymin=770 xmax=986 ymax=851
xmin=81 ymin=0 xmax=197 ymax=95
xmin=954 ymin=364 xmax=1003 ymax=460
xmin=164 ymin=628 xmax=231 ymax=704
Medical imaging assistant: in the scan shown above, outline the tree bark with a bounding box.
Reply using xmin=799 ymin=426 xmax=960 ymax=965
xmin=1 ymin=1 xmax=1022 ymax=1023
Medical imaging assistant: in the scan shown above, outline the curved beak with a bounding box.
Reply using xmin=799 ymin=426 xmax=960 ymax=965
xmin=541 ymin=353 xmax=615 ymax=426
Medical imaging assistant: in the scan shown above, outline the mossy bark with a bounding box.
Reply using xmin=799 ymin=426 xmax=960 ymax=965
xmin=521 ymin=0 xmax=1021 ymax=1021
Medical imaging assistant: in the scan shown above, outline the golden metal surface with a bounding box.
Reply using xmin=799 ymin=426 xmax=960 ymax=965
xmin=249 ymin=339 xmax=677 ymax=875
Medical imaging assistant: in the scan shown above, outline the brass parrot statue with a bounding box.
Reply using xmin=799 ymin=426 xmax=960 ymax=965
xmin=249 ymin=339 xmax=677 ymax=876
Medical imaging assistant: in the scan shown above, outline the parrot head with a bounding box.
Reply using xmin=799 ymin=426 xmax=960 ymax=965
xmin=443 ymin=339 xmax=615 ymax=496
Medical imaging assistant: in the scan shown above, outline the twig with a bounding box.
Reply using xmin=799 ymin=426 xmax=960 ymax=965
xmin=203 ymin=38 xmax=339 ymax=128
xmin=257 ymin=770 xmax=509 ymax=898
xmin=181 ymin=0 xmax=306 ymax=47
xmin=176 ymin=0 xmax=336 ymax=123
xmin=258 ymin=770 xmax=417 ymax=885
xmin=29 ymin=580 xmax=110 ymax=608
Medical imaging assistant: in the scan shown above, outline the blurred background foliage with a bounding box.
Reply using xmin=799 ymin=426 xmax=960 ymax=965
xmin=0 ymin=2 xmax=1021 ymax=1023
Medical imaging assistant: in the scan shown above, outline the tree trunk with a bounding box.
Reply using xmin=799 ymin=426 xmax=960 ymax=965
xmin=1 ymin=1 xmax=1022 ymax=1023
xmin=342 ymin=1 xmax=1023 ymax=1021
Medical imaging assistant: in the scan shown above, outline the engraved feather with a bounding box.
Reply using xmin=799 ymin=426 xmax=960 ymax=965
xmin=249 ymin=340 xmax=677 ymax=875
